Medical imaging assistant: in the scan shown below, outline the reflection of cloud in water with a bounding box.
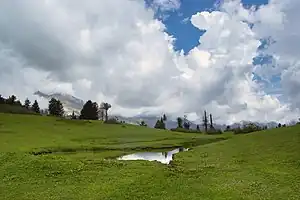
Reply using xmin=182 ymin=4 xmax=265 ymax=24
xmin=117 ymin=148 xmax=189 ymax=164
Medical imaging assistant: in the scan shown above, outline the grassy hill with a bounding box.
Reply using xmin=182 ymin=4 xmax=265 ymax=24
xmin=0 ymin=113 xmax=299 ymax=200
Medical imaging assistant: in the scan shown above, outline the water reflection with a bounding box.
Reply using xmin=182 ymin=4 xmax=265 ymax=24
xmin=117 ymin=147 xmax=189 ymax=164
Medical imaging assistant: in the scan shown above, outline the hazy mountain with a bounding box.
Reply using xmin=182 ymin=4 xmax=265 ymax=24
xmin=34 ymin=91 xmax=84 ymax=115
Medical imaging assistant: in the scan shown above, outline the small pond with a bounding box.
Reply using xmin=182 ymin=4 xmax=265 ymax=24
xmin=117 ymin=147 xmax=189 ymax=164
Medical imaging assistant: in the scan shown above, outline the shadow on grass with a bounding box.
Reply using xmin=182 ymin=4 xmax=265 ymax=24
xmin=30 ymin=137 xmax=227 ymax=156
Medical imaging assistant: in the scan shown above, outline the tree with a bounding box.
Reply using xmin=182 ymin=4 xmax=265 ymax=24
xmin=139 ymin=120 xmax=147 ymax=127
xmin=154 ymin=119 xmax=165 ymax=129
xmin=177 ymin=117 xmax=183 ymax=128
xmin=196 ymin=125 xmax=200 ymax=131
xmin=100 ymin=102 xmax=111 ymax=122
xmin=163 ymin=114 xmax=167 ymax=121
xmin=6 ymin=95 xmax=16 ymax=105
xmin=80 ymin=100 xmax=98 ymax=120
xmin=183 ymin=115 xmax=190 ymax=130
xmin=71 ymin=111 xmax=77 ymax=119
xmin=226 ymin=125 xmax=231 ymax=131
xmin=203 ymin=110 xmax=208 ymax=132
xmin=209 ymin=114 xmax=214 ymax=130
xmin=31 ymin=100 xmax=40 ymax=114
xmin=278 ymin=123 xmax=282 ymax=128
xmin=0 ymin=95 xmax=5 ymax=104
xmin=24 ymin=98 xmax=31 ymax=109
xmin=48 ymin=98 xmax=64 ymax=117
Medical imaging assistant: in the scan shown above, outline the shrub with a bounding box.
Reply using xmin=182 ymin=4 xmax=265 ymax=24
xmin=0 ymin=104 xmax=39 ymax=115
xmin=233 ymin=123 xmax=262 ymax=134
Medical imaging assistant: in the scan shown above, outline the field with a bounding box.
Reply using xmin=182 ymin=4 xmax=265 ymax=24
xmin=0 ymin=113 xmax=299 ymax=200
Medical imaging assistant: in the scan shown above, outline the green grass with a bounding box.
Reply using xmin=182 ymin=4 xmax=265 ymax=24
xmin=1 ymin=113 xmax=299 ymax=200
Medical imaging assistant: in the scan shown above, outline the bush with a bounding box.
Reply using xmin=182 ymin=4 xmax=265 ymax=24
xmin=0 ymin=104 xmax=39 ymax=115
xmin=233 ymin=123 xmax=262 ymax=134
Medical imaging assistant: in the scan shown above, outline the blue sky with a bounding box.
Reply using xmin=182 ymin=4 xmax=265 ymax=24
xmin=145 ymin=0 xmax=282 ymax=100
xmin=146 ymin=0 xmax=269 ymax=53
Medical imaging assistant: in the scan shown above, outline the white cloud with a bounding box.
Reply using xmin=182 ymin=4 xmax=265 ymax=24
xmin=151 ymin=0 xmax=181 ymax=11
xmin=0 ymin=0 xmax=299 ymax=124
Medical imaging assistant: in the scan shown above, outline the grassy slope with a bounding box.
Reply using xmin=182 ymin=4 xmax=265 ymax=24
xmin=0 ymin=114 xmax=299 ymax=200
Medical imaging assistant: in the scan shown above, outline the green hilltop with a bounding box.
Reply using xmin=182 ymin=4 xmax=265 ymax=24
xmin=0 ymin=113 xmax=299 ymax=200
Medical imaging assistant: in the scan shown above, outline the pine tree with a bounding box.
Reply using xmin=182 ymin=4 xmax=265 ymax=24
xmin=31 ymin=100 xmax=40 ymax=114
xmin=154 ymin=119 xmax=165 ymax=129
xmin=80 ymin=100 xmax=99 ymax=120
xmin=0 ymin=95 xmax=5 ymax=104
xmin=183 ymin=115 xmax=190 ymax=130
xmin=24 ymin=98 xmax=31 ymax=109
xmin=71 ymin=111 xmax=77 ymax=119
xmin=209 ymin=114 xmax=214 ymax=130
xmin=163 ymin=114 xmax=167 ymax=121
xmin=56 ymin=100 xmax=64 ymax=117
xmin=48 ymin=98 xmax=64 ymax=117
xmin=7 ymin=95 xmax=16 ymax=105
xmin=203 ymin=110 xmax=208 ymax=132
xmin=177 ymin=117 xmax=183 ymax=128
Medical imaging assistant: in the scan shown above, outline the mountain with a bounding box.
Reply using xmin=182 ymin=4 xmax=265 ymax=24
xmin=34 ymin=91 xmax=84 ymax=115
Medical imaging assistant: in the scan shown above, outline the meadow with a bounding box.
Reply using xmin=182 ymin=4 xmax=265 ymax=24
xmin=0 ymin=113 xmax=299 ymax=200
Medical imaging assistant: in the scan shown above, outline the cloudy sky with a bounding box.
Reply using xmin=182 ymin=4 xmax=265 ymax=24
xmin=0 ymin=0 xmax=299 ymax=124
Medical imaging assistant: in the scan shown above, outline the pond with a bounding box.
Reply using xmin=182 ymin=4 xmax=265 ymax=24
xmin=117 ymin=147 xmax=189 ymax=164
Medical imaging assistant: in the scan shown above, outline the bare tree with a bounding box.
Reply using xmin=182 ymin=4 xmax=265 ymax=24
xmin=100 ymin=102 xmax=112 ymax=122
xmin=203 ymin=110 xmax=208 ymax=132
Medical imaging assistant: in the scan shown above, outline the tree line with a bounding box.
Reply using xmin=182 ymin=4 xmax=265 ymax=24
xmin=1 ymin=93 xmax=292 ymax=133
xmin=0 ymin=94 xmax=112 ymax=122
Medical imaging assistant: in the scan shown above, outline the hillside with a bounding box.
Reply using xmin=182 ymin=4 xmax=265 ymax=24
xmin=0 ymin=113 xmax=299 ymax=200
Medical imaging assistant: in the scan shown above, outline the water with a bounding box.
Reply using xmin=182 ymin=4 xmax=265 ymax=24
xmin=117 ymin=147 xmax=189 ymax=164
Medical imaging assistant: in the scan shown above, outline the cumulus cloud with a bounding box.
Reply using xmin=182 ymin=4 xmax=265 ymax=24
xmin=0 ymin=0 xmax=299 ymax=124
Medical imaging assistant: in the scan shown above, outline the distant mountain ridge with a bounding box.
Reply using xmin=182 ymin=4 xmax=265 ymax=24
xmin=34 ymin=91 xmax=84 ymax=115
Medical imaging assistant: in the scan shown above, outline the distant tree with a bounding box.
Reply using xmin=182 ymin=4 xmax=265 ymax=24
xmin=226 ymin=125 xmax=231 ymax=132
xmin=203 ymin=110 xmax=208 ymax=132
xmin=139 ymin=120 xmax=147 ymax=127
xmin=6 ymin=95 xmax=17 ymax=105
xmin=283 ymin=124 xmax=286 ymax=127
xmin=24 ymin=98 xmax=31 ymax=109
xmin=154 ymin=118 xmax=165 ymax=129
xmin=161 ymin=118 xmax=166 ymax=129
xmin=177 ymin=117 xmax=183 ymax=128
xmin=80 ymin=100 xmax=98 ymax=120
xmin=196 ymin=125 xmax=200 ymax=131
xmin=163 ymin=114 xmax=167 ymax=121
xmin=100 ymin=102 xmax=111 ymax=122
xmin=278 ymin=123 xmax=282 ymax=128
xmin=31 ymin=100 xmax=40 ymax=114
xmin=183 ymin=115 xmax=190 ymax=130
xmin=71 ymin=111 xmax=77 ymax=119
xmin=48 ymin=98 xmax=64 ymax=117
xmin=40 ymin=109 xmax=49 ymax=115
xmin=0 ymin=95 xmax=5 ymax=104
xmin=209 ymin=114 xmax=214 ymax=130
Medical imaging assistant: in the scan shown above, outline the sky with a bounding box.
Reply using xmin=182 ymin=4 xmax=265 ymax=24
xmin=0 ymin=0 xmax=300 ymax=124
